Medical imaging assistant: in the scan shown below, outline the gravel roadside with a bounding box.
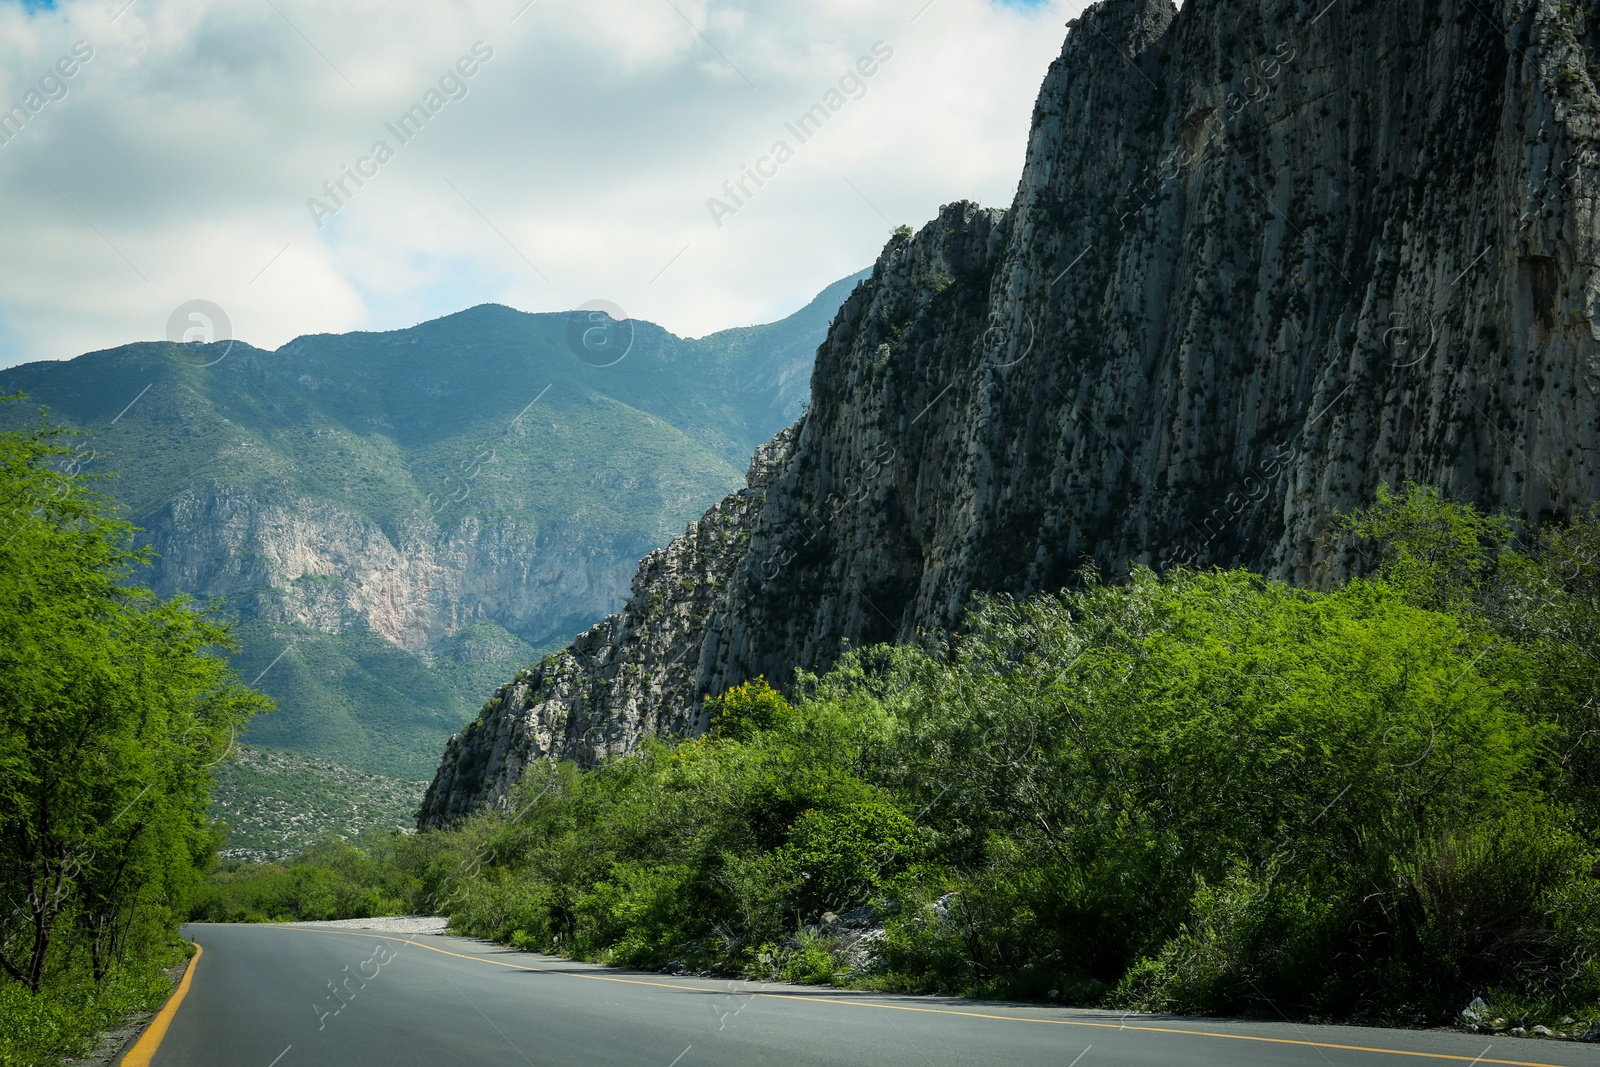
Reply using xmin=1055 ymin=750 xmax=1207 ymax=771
xmin=278 ymin=916 xmax=449 ymax=935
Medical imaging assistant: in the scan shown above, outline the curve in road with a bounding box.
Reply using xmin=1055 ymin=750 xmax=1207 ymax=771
xmin=141 ymin=925 xmax=1600 ymax=1067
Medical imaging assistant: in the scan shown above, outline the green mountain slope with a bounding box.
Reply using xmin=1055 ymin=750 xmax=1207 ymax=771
xmin=0 ymin=271 xmax=867 ymax=783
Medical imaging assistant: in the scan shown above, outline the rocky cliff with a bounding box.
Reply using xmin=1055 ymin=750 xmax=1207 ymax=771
xmin=420 ymin=0 xmax=1600 ymax=824
xmin=142 ymin=487 xmax=632 ymax=654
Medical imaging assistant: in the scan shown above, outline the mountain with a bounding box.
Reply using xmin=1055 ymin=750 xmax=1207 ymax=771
xmin=0 ymin=270 xmax=867 ymax=779
xmin=419 ymin=0 xmax=1600 ymax=823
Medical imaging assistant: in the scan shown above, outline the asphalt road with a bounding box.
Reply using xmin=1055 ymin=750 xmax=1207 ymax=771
xmin=148 ymin=923 xmax=1600 ymax=1067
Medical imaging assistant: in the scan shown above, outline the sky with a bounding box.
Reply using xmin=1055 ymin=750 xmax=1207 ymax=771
xmin=0 ymin=0 xmax=1091 ymax=368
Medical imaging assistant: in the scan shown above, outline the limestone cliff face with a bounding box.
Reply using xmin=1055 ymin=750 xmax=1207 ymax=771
xmin=140 ymin=487 xmax=636 ymax=654
xmin=420 ymin=0 xmax=1600 ymax=824
xmin=709 ymin=0 xmax=1600 ymax=687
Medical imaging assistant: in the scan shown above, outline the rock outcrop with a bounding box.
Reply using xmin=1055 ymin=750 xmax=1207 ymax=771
xmin=420 ymin=0 xmax=1600 ymax=825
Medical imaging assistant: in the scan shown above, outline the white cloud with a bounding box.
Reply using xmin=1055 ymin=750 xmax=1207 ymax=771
xmin=0 ymin=0 xmax=1090 ymax=367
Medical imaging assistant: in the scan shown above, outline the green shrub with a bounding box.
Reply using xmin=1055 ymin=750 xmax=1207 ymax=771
xmin=782 ymin=929 xmax=839 ymax=984
xmin=706 ymin=677 xmax=794 ymax=741
xmin=0 ymin=945 xmax=186 ymax=1067
xmin=1116 ymin=863 xmax=1335 ymax=1015
xmin=779 ymin=792 xmax=921 ymax=920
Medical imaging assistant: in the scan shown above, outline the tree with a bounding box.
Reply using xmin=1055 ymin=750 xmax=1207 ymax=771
xmin=1343 ymin=484 xmax=1600 ymax=831
xmin=0 ymin=400 xmax=270 ymax=991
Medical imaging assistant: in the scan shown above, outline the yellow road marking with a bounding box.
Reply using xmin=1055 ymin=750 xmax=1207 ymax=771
xmin=120 ymin=943 xmax=202 ymax=1067
xmin=756 ymin=993 xmax=1572 ymax=1066
xmin=257 ymin=926 xmax=1576 ymax=1067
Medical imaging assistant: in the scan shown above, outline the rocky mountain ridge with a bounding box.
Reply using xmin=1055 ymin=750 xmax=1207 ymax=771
xmin=420 ymin=0 xmax=1600 ymax=823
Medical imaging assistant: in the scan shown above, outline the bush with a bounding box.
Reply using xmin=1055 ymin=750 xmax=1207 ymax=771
xmin=1115 ymin=863 xmax=1336 ymax=1015
xmin=779 ymin=792 xmax=921 ymax=921
xmin=706 ymin=677 xmax=794 ymax=740
xmin=188 ymin=835 xmax=422 ymax=922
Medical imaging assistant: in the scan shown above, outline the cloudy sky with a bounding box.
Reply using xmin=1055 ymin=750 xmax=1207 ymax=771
xmin=0 ymin=0 xmax=1091 ymax=368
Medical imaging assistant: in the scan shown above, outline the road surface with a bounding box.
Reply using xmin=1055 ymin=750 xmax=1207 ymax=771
xmin=144 ymin=923 xmax=1600 ymax=1067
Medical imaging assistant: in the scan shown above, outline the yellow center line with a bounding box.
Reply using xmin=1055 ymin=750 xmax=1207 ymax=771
xmin=256 ymin=927 xmax=1576 ymax=1067
xmin=120 ymin=943 xmax=202 ymax=1067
